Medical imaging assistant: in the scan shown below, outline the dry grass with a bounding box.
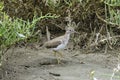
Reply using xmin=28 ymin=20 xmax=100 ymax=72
xmin=2 ymin=0 xmax=120 ymax=53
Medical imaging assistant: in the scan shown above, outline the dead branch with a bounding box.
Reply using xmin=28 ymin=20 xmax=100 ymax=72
xmin=90 ymin=35 xmax=120 ymax=47
xmin=96 ymin=11 xmax=119 ymax=27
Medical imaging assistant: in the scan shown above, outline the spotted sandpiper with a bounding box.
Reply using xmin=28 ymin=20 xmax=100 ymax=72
xmin=43 ymin=27 xmax=78 ymax=63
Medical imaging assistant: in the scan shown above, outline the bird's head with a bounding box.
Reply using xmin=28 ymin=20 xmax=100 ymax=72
xmin=65 ymin=27 xmax=79 ymax=34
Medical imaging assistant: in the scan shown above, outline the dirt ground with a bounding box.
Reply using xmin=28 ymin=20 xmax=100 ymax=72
xmin=1 ymin=44 xmax=120 ymax=80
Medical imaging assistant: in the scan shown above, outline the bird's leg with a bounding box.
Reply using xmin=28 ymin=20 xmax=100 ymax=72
xmin=57 ymin=51 xmax=63 ymax=58
xmin=53 ymin=50 xmax=62 ymax=64
xmin=53 ymin=50 xmax=63 ymax=58
xmin=53 ymin=50 xmax=57 ymax=56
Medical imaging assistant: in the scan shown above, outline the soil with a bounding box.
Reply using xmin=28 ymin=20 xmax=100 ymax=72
xmin=1 ymin=44 xmax=120 ymax=80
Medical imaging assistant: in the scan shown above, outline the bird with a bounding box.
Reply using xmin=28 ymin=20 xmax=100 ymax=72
xmin=43 ymin=27 xmax=78 ymax=64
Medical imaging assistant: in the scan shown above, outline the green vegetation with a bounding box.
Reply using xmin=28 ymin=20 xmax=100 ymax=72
xmin=0 ymin=1 xmax=59 ymax=64
xmin=0 ymin=13 xmax=59 ymax=49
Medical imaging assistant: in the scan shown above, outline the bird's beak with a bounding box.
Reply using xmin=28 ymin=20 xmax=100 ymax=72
xmin=74 ymin=31 xmax=80 ymax=34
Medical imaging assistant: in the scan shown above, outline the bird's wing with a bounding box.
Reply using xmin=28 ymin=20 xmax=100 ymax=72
xmin=44 ymin=40 xmax=62 ymax=48
xmin=43 ymin=35 xmax=65 ymax=48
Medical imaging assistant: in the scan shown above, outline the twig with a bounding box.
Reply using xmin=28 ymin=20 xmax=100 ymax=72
xmin=90 ymin=35 xmax=120 ymax=47
xmin=49 ymin=72 xmax=61 ymax=76
xmin=110 ymin=64 xmax=120 ymax=80
xmin=96 ymin=12 xmax=119 ymax=26
xmin=95 ymin=33 xmax=100 ymax=44
xmin=46 ymin=26 xmax=51 ymax=41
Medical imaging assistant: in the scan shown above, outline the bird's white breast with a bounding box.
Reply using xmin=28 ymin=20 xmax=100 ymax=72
xmin=53 ymin=33 xmax=70 ymax=51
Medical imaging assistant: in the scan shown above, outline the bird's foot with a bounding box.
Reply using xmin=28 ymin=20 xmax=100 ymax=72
xmin=56 ymin=58 xmax=61 ymax=64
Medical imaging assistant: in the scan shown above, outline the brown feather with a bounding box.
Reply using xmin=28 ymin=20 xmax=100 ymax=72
xmin=44 ymin=41 xmax=61 ymax=48
xmin=43 ymin=35 xmax=65 ymax=48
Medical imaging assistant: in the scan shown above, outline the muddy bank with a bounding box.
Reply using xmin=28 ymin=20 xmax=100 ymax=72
xmin=1 ymin=47 xmax=120 ymax=80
